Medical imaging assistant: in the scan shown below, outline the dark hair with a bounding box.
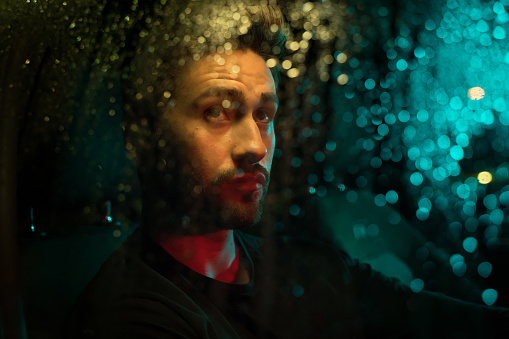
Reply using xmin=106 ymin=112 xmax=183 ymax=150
xmin=121 ymin=1 xmax=287 ymax=163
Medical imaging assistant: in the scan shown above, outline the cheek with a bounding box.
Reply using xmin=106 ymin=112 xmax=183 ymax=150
xmin=190 ymin=132 xmax=231 ymax=175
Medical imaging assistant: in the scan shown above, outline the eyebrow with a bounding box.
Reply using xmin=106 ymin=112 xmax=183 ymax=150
xmin=261 ymin=92 xmax=279 ymax=107
xmin=192 ymin=87 xmax=279 ymax=108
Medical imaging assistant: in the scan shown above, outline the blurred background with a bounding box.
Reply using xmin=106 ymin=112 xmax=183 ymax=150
xmin=2 ymin=0 xmax=509 ymax=338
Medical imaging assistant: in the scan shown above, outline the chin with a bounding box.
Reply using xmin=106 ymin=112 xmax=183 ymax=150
xmin=218 ymin=202 xmax=264 ymax=230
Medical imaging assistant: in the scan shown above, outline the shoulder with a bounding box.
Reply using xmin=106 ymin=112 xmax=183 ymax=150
xmin=66 ymin=233 xmax=232 ymax=338
xmin=67 ymin=293 xmax=203 ymax=339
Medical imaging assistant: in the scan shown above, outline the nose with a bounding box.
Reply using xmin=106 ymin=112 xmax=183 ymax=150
xmin=232 ymin=118 xmax=267 ymax=166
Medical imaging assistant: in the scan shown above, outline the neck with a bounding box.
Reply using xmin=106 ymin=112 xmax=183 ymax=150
xmin=157 ymin=229 xmax=243 ymax=283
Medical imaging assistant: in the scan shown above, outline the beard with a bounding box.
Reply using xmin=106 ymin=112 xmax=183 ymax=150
xmin=186 ymin=165 xmax=270 ymax=232
xmin=141 ymin=151 xmax=270 ymax=237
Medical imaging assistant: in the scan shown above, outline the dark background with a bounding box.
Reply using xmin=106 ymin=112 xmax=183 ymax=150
xmin=2 ymin=0 xmax=509 ymax=338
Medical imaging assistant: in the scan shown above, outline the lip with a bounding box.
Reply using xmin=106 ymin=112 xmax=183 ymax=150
xmin=230 ymin=172 xmax=266 ymax=191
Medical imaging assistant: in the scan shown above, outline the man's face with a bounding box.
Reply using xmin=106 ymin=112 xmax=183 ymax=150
xmin=163 ymin=49 xmax=277 ymax=230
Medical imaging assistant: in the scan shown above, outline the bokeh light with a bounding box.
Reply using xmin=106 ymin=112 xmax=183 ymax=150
xmin=468 ymin=87 xmax=485 ymax=100
xmin=6 ymin=2 xmax=509 ymax=331
xmin=477 ymin=171 xmax=493 ymax=184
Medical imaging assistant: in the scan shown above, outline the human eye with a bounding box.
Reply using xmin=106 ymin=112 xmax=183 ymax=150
xmin=254 ymin=109 xmax=274 ymax=124
xmin=204 ymin=106 xmax=228 ymax=122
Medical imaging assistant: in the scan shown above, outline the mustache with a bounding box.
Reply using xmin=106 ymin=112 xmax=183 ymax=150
xmin=212 ymin=164 xmax=270 ymax=186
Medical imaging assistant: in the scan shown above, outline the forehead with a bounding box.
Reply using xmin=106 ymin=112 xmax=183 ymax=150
xmin=176 ymin=49 xmax=276 ymax=103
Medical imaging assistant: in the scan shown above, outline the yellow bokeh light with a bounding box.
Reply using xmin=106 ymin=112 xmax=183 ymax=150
xmin=468 ymin=87 xmax=485 ymax=100
xmin=287 ymin=68 xmax=300 ymax=78
xmin=324 ymin=54 xmax=334 ymax=64
xmin=302 ymin=31 xmax=312 ymax=40
xmin=337 ymin=74 xmax=348 ymax=85
xmin=477 ymin=171 xmax=492 ymax=184
xmin=319 ymin=72 xmax=330 ymax=82
xmin=266 ymin=58 xmax=277 ymax=68
xmin=299 ymin=40 xmax=309 ymax=49
xmin=282 ymin=60 xmax=292 ymax=69
xmin=289 ymin=41 xmax=300 ymax=51
xmin=222 ymin=99 xmax=231 ymax=108
xmin=336 ymin=52 xmax=347 ymax=63
xmin=302 ymin=2 xmax=314 ymax=12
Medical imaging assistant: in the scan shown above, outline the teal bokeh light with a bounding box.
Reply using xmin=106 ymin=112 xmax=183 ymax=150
xmin=482 ymin=289 xmax=498 ymax=306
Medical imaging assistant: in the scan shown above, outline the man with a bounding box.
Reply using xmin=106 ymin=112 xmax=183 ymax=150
xmin=67 ymin=2 xmax=509 ymax=338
